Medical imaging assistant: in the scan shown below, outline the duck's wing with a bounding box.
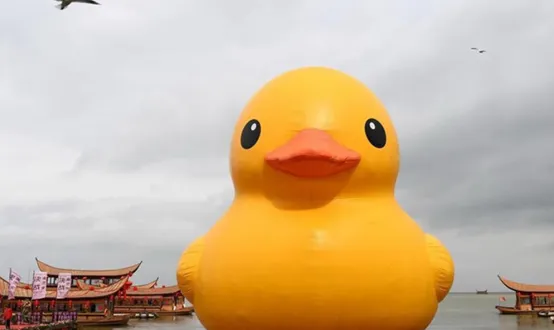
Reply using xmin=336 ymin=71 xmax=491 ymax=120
xmin=176 ymin=236 xmax=205 ymax=304
xmin=425 ymin=233 xmax=455 ymax=302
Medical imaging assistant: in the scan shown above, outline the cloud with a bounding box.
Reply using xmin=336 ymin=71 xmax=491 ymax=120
xmin=0 ymin=190 xmax=232 ymax=285
xmin=1 ymin=0 xmax=554 ymax=291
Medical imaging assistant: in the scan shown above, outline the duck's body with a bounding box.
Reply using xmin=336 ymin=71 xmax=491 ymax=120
xmin=177 ymin=67 xmax=454 ymax=330
xmin=194 ymin=198 xmax=436 ymax=330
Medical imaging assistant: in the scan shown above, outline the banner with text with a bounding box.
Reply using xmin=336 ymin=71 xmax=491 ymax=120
xmin=32 ymin=271 xmax=48 ymax=300
xmin=56 ymin=273 xmax=72 ymax=299
xmin=8 ymin=269 xmax=21 ymax=300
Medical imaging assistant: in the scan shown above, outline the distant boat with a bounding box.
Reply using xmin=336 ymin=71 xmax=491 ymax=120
xmin=476 ymin=289 xmax=488 ymax=294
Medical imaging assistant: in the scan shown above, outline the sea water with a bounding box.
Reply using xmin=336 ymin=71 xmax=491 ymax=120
xmin=87 ymin=293 xmax=550 ymax=330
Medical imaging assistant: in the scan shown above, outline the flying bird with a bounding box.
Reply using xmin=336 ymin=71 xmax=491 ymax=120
xmin=470 ymin=47 xmax=486 ymax=53
xmin=55 ymin=0 xmax=100 ymax=10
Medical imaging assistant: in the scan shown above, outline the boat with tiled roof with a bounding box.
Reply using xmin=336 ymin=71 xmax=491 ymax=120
xmin=35 ymin=257 xmax=142 ymax=288
xmin=496 ymin=274 xmax=554 ymax=315
xmin=115 ymin=284 xmax=193 ymax=316
xmin=0 ymin=275 xmax=131 ymax=326
xmin=1 ymin=259 xmax=192 ymax=324
xmin=74 ymin=277 xmax=192 ymax=316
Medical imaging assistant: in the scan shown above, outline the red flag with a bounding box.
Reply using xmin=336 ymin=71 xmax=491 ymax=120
xmin=499 ymin=296 xmax=506 ymax=302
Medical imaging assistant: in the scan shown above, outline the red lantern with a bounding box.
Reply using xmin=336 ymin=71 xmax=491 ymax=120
xmin=162 ymin=285 xmax=166 ymax=288
xmin=85 ymin=301 xmax=90 ymax=308
xmin=89 ymin=286 xmax=95 ymax=291
xmin=17 ymin=300 xmax=22 ymax=307
xmin=122 ymin=279 xmax=133 ymax=299
xmin=50 ymin=300 xmax=55 ymax=308
xmin=132 ymin=286 xmax=137 ymax=291
xmin=33 ymin=300 xmax=39 ymax=307
xmin=24 ymin=285 xmax=30 ymax=290
xmin=109 ymin=295 xmax=113 ymax=302
xmin=68 ymin=300 xmax=73 ymax=308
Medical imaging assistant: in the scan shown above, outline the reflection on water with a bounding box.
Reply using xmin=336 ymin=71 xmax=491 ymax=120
xmin=83 ymin=315 xmax=205 ymax=330
xmin=86 ymin=294 xmax=554 ymax=329
xmin=430 ymin=293 xmax=552 ymax=330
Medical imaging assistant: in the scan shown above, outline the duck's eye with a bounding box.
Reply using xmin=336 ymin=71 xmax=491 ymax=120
xmin=364 ymin=118 xmax=386 ymax=148
xmin=240 ymin=119 xmax=261 ymax=149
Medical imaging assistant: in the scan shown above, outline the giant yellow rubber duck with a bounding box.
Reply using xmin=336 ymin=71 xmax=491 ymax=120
xmin=177 ymin=67 xmax=455 ymax=330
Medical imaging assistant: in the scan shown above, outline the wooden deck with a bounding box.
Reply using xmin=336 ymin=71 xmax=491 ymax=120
xmin=0 ymin=325 xmax=31 ymax=330
xmin=0 ymin=321 xmax=77 ymax=330
xmin=0 ymin=325 xmax=74 ymax=330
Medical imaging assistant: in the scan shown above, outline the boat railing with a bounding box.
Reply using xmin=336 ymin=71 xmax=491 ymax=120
xmin=52 ymin=311 xmax=78 ymax=322
xmin=12 ymin=312 xmax=44 ymax=325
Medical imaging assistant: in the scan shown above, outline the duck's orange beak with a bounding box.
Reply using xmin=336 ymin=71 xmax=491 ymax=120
xmin=264 ymin=129 xmax=361 ymax=178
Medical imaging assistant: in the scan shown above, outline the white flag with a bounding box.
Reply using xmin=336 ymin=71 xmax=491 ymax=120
xmin=56 ymin=273 xmax=72 ymax=299
xmin=8 ymin=269 xmax=21 ymax=300
xmin=32 ymin=271 xmax=48 ymax=300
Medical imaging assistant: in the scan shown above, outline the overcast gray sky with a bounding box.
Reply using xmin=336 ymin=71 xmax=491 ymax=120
xmin=1 ymin=0 xmax=553 ymax=292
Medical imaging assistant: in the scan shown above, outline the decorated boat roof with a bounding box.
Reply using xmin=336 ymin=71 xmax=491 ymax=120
xmin=76 ymin=277 xmax=158 ymax=291
xmin=75 ymin=280 xmax=107 ymax=289
xmin=35 ymin=258 xmax=142 ymax=277
xmin=17 ymin=281 xmax=57 ymax=291
xmin=0 ymin=276 xmax=130 ymax=300
xmin=126 ymin=285 xmax=181 ymax=296
xmin=17 ymin=281 xmax=84 ymax=292
xmin=75 ymin=278 xmax=179 ymax=296
xmin=136 ymin=277 xmax=159 ymax=289
xmin=498 ymin=275 xmax=554 ymax=293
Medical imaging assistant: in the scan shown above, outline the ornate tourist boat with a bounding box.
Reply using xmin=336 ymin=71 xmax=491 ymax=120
xmin=115 ymin=285 xmax=193 ymax=316
xmin=35 ymin=257 xmax=142 ymax=288
xmin=0 ymin=275 xmax=131 ymax=326
xmin=77 ymin=278 xmax=192 ymax=317
xmin=495 ymin=275 xmax=554 ymax=315
xmin=2 ymin=259 xmax=188 ymax=325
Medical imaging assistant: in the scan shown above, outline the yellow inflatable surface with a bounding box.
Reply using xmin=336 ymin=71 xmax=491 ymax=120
xmin=177 ymin=67 xmax=455 ymax=330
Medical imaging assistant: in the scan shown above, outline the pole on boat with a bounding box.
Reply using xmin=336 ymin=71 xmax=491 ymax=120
xmin=5 ymin=268 xmax=10 ymax=309
xmin=30 ymin=270 xmax=35 ymax=321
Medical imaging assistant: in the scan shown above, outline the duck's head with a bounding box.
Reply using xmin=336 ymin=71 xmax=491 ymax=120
xmin=230 ymin=67 xmax=399 ymax=208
